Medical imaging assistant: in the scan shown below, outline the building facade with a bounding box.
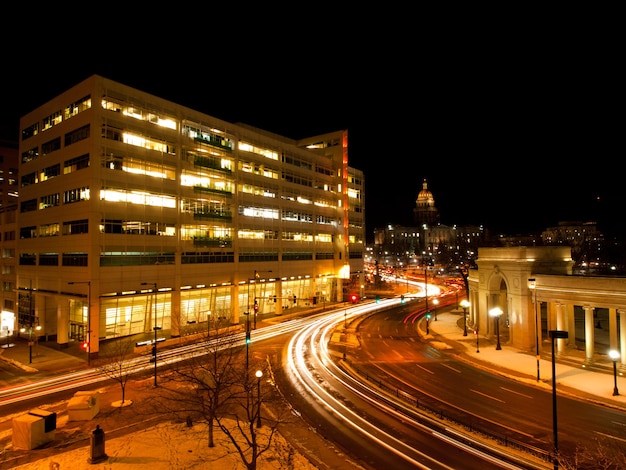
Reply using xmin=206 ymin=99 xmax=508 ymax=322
xmin=15 ymin=75 xmax=364 ymax=358
xmin=0 ymin=140 xmax=19 ymax=342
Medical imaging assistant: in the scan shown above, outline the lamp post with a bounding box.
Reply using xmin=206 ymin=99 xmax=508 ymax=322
xmin=474 ymin=328 xmax=480 ymax=353
xmin=252 ymin=270 xmax=272 ymax=330
xmin=489 ymin=307 xmax=503 ymax=350
xmin=460 ymin=299 xmax=470 ymax=336
xmin=20 ymin=325 xmax=41 ymax=364
xmin=141 ymin=282 xmax=159 ymax=387
xmin=255 ymin=369 xmax=263 ymax=428
xmin=549 ymin=330 xmax=568 ymax=470
xmin=528 ymin=278 xmax=540 ymax=382
xmin=609 ymin=349 xmax=620 ymax=396
xmin=432 ymin=298 xmax=439 ymax=321
xmin=68 ymin=281 xmax=91 ymax=366
xmin=423 ymin=266 xmax=429 ymax=313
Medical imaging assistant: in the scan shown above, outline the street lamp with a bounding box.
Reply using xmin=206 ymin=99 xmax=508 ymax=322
xmin=489 ymin=307 xmax=503 ymax=350
xmin=141 ymin=282 xmax=159 ymax=387
xmin=609 ymin=349 xmax=620 ymax=396
xmin=68 ymin=281 xmax=91 ymax=366
xmin=474 ymin=328 xmax=480 ymax=353
xmin=20 ymin=324 xmax=41 ymax=364
xmin=255 ymin=369 xmax=263 ymax=428
xmin=460 ymin=299 xmax=470 ymax=336
xmin=252 ymin=270 xmax=272 ymax=330
xmin=528 ymin=278 xmax=540 ymax=382
xmin=432 ymin=298 xmax=439 ymax=321
xmin=423 ymin=266 xmax=429 ymax=313
xmin=549 ymin=330 xmax=568 ymax=469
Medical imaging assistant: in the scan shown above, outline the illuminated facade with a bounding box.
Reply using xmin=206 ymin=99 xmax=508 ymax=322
xmin=16 ymin=75 xmax=364 ymax=357
xmin=0 ymin=140 xmax=19 ymax=341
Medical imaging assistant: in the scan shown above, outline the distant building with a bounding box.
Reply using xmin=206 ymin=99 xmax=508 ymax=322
xmin=413 ymin=178 xmax=440 ymax=227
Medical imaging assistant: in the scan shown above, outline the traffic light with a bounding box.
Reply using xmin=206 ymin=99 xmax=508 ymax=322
xmin=273 ymin=295 xmax=277 ymax=303
xmin=401 ymin=295 xmax=405 ymax=304
xmin=254 ymin=300 xmax=259 ymax=312
xmin=81 ymin=341 xmax=89 ymax=350
xmin=425 ymin=312 xmax=431 ymax=334
xmin=293 ymin=295 xmax=297 ymax=304
xmin=375 ymin=296 xmax=380 ymax=303
xmin=246 ymin=331 xmax=251 ymax=344
xmin=350 ymin=294 xmax=358 ymax=304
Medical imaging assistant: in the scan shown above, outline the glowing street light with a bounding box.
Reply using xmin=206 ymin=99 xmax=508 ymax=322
xmin=489 ymin=307 xmax=503 ymax=350
xmin=609 ymin=349 xmax=620 ymax=396
xmin=255 ymin=369 xmax=263 ymax=428
xmin=432 ymin=298 xmax=439 ymax=321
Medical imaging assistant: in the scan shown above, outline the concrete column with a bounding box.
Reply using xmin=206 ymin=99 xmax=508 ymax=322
xmin=170 ymin=288 xmax=181 ymax=338
xmin=583 ymin=306 xmax=595 ymax=365
xmin=608 ymin=308 xmax=618 ymax=351
xmin=57 ymin=302 xmax=69 ymax=346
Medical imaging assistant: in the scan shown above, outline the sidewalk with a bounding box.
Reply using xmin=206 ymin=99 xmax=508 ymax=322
xmin=424 ymin=309 xmax=626 ymax=411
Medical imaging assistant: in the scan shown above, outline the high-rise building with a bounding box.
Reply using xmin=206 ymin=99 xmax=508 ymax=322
xmin=0 ymin=140 xmax=19 ymax=341
xmin=16 ymin=75 xmax=364 ymax=358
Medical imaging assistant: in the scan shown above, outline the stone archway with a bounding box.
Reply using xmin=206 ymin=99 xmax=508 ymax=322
xmin=469 ymin=246 xmax=574 ymax=352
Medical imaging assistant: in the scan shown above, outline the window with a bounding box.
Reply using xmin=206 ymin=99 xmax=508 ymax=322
xmin=64 ymin=124 xmax=90 ymax=146
xmin=20 ymin=199 xmax=37 ymax=213
xmin=62 ymin=252 xmax=88 ymax=266
xmin=39 ymin=223 xmax=60 ymax=237
xmin=63 ymin=187 xmax=90 ymax=204
xmin=22 ymin=123 xmax=39 ymax=140
xmin=43 ymin=110 xmax=62 ymax=131
xmin=40 ymin=164 xmax=61 ymax=182
xmin=40 ymin=193 xmax=60 ymax=209
xmin=19 ymin=253 xmax=37 ymax=265
xmin=64 ymin=154 xmax=90 ymax=174
xmin=39 ymin=253 xmax=59 ymax=266
xmin=21 ymin=147 xmax=38 ymax=163
xmin=20 ymin=172 xmax=36 ymax=187
xmin=41 ymin=137 xmax=61 ymax=155
xmin=62 ymin=219 xmax=88 ymax=235
xmin=19 ymin=226 xmax=36 ymax=239
xmin=65 ymin=95 xmax=91 ymax=120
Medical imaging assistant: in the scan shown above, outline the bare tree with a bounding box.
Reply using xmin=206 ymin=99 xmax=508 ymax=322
xmin=558 ymin=437 xmax=626 ymax=470
xmin=151 ymin=322 xmax=297 ymax=469
xmin=96 ymin=334 xmax=137 ymax=407
xmin=213 ymin=355 xmax=293 ymax=470
xmin=154 ymin=322 xmax=243 ymax=447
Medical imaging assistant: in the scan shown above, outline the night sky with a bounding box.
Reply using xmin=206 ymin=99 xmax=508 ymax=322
xmin=2 ymin=16 xmax=620 ymax=242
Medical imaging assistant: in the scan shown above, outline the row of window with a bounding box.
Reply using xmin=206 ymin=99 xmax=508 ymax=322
xmin=22 ymin=95 xmax=91 ymax=140
xmin=17 ymin=250 xmax=343 ymax=267
xmin=20 ymin=188 xmax=90 ymax=213
xmin=22 ymin=153 xmax=89 ymax=186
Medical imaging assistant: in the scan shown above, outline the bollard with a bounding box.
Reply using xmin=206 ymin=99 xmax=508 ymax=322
xmin=88 ymin=424 xmax=108 ymax=464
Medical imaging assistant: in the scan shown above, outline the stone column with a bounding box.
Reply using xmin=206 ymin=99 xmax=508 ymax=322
xmin=583 ymin=306 xmax=595 ymax=365
xmin=618 ymin=309 xmax=626 ymax=371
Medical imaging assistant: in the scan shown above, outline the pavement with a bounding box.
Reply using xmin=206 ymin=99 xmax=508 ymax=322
xmin=1 ymin=303 xmax=625 ymax=413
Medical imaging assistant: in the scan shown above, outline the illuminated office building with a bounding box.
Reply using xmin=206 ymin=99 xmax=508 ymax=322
xmin=16 ymin=75 xmax=364 ymax=357
xmin=0 ymin=140 xmax=19 ymax=341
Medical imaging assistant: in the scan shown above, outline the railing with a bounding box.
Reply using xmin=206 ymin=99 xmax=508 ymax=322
xmin=340 ymin=358 xmax=553 ymax=464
